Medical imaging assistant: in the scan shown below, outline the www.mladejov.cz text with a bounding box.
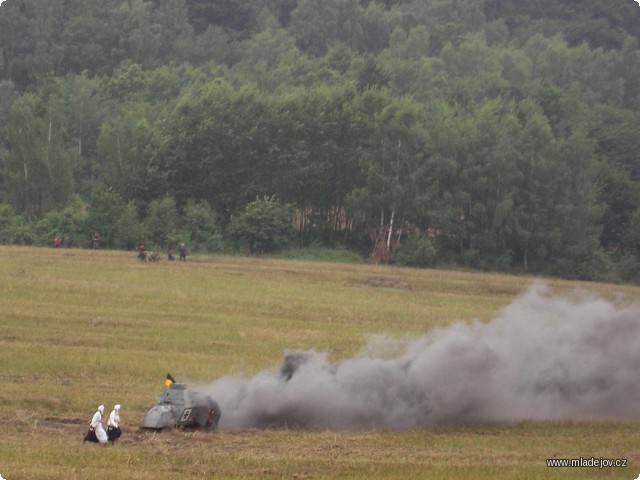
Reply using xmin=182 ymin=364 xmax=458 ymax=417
xmin=546 ymin=457 xmax=627 ymax=469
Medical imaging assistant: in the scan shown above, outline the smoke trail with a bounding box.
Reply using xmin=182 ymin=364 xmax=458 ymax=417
xmin=200 ymin=282 xmax=640 ymax=430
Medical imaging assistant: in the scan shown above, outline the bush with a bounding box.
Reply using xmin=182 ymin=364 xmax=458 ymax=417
xmin=206 ymin=233 xmax=228 ymax=253
xmin=0 ymin=204 xmax=21 ymax=243
xmin=227 ymin=196 xmax=294 ymax=254
xmin=85 ymin=190 xmax=124 ymax=248
xmin=0 ymin=204 xmax=36 ymax=245
xmin=7 ymin=224 xmax=37 ymax=245
xmin=548 ymin=249 xmax=615 ymax=282
xmin=114 ymin=202 xmax=148 ymax=250
xmin=392 ymin=234 xmax=437 ymax=267
xmin=183 ymin=200 xmax=217 ymax=249
xmin=145 ymin=195 xmax=178 ymax=248
xmin=34 ymin=205 xmax=86 ymax=247
xmin=613 ymin=253 xmax=640 ymax=283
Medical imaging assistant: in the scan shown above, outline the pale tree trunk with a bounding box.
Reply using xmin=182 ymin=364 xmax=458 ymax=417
xmin=387 ymin=209 xmax=395 ymax=251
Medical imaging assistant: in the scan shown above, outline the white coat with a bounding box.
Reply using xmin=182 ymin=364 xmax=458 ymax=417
xmin=108 ymin=405 xmax=120 ymax=428
xmin=91 ymin=406 xmax=108 ymax=444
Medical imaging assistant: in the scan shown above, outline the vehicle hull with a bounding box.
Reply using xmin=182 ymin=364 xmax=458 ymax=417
xmin=141 ymin=381 xmax=221 ymax=431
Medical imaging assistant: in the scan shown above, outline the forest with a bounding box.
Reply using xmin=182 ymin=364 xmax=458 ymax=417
xmin=0 ymin=0 xmax=639 ymax=282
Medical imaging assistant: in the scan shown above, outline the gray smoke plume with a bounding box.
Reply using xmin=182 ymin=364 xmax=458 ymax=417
xmin=200 ymin=282 xmax=640 ymax=430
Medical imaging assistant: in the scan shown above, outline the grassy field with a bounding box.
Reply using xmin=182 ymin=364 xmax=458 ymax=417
xmin=1 ymin=245 xmax=640 ymax=479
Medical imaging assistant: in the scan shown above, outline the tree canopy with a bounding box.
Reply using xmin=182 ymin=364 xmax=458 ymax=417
xmin=0 ymin=0 xmax=639 ymax=282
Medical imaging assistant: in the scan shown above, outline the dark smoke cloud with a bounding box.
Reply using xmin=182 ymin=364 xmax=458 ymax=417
xmin=200 ymin=282 xmax=640 ymax=430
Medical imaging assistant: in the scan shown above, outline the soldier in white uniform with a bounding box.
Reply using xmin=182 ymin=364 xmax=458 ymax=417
xmin=107 ymin=404 xmax=122 ymax=442
xmin=84 ymin=405 xmax=108 ymax=444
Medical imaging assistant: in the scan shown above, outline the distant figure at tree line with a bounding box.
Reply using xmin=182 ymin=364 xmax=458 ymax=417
xmin=168 ymin=248 xmax=175 ymax=261
xmin=92 ymin=232 xmax=101 ymax=249
xmin=179 ymin=243 xmax=186 ymax=261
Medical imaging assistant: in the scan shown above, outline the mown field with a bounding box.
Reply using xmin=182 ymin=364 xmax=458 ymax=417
xmin=1 ymin=245 xmax=640 ymax=479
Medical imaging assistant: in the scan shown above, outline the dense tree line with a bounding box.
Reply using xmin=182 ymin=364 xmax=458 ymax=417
xmin=0 ymin=0 xmax=639 ymax=282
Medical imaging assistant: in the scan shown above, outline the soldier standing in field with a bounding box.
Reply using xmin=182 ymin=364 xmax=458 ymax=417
xmin=179 ymin=243 xmax=187 ymax=262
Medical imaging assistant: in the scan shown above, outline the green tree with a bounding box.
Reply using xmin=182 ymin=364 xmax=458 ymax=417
xmin=159 ymin=79 xmax=269 ymax=217
xmin=145 ymin=195 xmax=178 ymax=248
xmin=618 ymin=36 xmax=640 ymax=110
xmin=507 ymin=100 xmax=558 ymax=271
xmin=186 ymin=0 xmax=260 ymax=34
xmin=360 ymin=96 xmax=427 ymax=257
xmin=42 ymin=93 xmax=74 ymax=209
xmin=266 ymin=84 xmax=368 ymax=245
xmin=439 ymin=33 xmax=507 ymax=104
xmin=227 ymin=196 xmax=294 ymax=254
xmin=446 ymin=99 xmax=523 ymax=268
xmin=0 ymin=80 xmax=18 ymax=136
xmin=598 ymin=167 xmax=640 ymax=254
xmin=357 ymin=1 xmax=391 ymax=53
xmin=403 ymin=25 xmax=431 ymax=61
xmin=85 ymin=189 xmax=125 ymax=249
xmin=153 ymin=0 xmax=195 ymax=64
xmin=34 ymin=202 xmax=86 ymax=247
xmin=61 ymin=15 xmax=112 ymax=75
xmin=4 ymin=94 xmax=47 ymax=219
xmin=183 ymin=199 xmax=217 ymax=249
xmin=624 ymin=209 xmax=640 ymax=258
xmin=232 ymin=27 xmax=298 ymax=89
xmin=0 ymin=0 xmax=66 ymax=85
xmin=109 ymin=0 xmax=161 ymax=69
xmin=59 ymin=72 xmax=103 ymax=196
xmin=588 ymin=105 xmax=640 ymax=179
xmin=96 ymin=102 xmax=156 ymax=203
xmin=0 ymin=0 xmax=31 ymax=85
xmin=188 ymin=25 xmax=240 ymax=66
xmin=289 ymin=0 xmax=365 ymax=56
xmin=114 ymin=201 xmax=147 ymax=250
xmin=543 ymin=131 xmax=604 ymax=279
xmin=143 ymin=63 xmax=202 ymax=106
xmin=391 ymin=233 xmax=437 ymax=268
xmin=356 ymin=55 xmax=391 ymax=92
xmin=105 ymin=62 xmax=148 ymax=101
xmin=0 ymin=203 xmax=34 ymax=245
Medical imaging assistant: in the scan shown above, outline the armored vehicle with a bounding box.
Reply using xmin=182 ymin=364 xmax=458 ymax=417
xmin=141 ymin=375 xmax=221 ymax=431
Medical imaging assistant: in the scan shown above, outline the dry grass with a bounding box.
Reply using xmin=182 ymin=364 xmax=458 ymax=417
xmin=1 ymin=245 xmax=640 ymax=479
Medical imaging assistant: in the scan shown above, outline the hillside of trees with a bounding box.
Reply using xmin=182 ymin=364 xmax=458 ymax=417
xmin=1 ymin=0 xmax=640 ymax=282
